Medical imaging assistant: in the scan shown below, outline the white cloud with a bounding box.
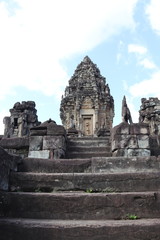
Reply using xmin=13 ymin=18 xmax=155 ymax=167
xmin=128 ymin=44 xmax=147 ymax=55
xmin=139 ymin=58 xmax=156 ymax=69
xmin=128 ymin=44 xmax=157 ymax=70
xmin=129 ymin=71 xmax=160 ymax=98
xmin=116 ymin=40 xmax=125 ymax=63
xmin=146 ymin=0 xmax=160 ymax=35
xmin=0 ymin=0 xmax=138 ymax=100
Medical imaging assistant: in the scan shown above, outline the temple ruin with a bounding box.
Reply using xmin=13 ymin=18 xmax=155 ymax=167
xmin=3 ymin=101 xmax=39 ymax=138
xmin=1 ymin=56 xmax=160 ymax=239
xmin=60 ymin=56 xmax=114 ymax=137
xmin=2 ymin=56 xmax=160 ymax=159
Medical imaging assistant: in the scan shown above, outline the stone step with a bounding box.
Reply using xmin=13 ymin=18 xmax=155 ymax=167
xmin=1 ymin=191 xmax=160 ymax=220
xmin=68 ymin=137 xmax=109 ymax=141
xmin=10 ymin=172 xmax=160 ymax=193
xmin=18 ymin=157 xmax=92 ymax=173
xmin=1 ymin=218 xmax=160 ymax=240
xmin=67 ymin=141 xmax=110 ymax=148
xmin=66 ymin=152 xmax=111 ymax=158
xmin=67 ymin=146 xmax=111 ymax=153
xmin=18 ymin=156 xmax=160 ymax=173
xmin=67 ymin=137 xmax=110 ymax=147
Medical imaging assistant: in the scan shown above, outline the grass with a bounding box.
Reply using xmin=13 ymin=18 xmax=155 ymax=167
xmin=85 ymin=188 xmax=93 ymax=193
xmin=126 ymin=214 xmax=139 ymax=220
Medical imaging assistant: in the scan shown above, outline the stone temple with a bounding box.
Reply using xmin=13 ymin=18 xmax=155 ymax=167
xmin=1 ymin=56 xmax=160 ymax=239
xmin=60 ymin=56 xmax=114 ymax=137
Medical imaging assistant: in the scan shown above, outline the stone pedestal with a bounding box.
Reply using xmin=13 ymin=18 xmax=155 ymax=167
xmin=112 ymin=122 xmax=150 ymax=157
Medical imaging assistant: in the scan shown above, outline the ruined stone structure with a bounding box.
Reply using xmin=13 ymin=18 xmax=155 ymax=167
xmin=139 ymin=97 xmax=160 ymax=156
xmin=28 ymin=119 xmax=66 ymax=159
xmin=112 ymin=122 xmax=150 ymax=157
xmin=1 ymin=57 xmax=160 ymax=239
xmin=1 ymin=59 xmax=160 ymax=159
xmin=112 ymin=97 xmax=160 ymax=157
xmin=3 ymin=101 xmax=39 ymax=138
xmin=139 ymin=97 xmax=160 ymax=135
xmin=60 ymin=56 xmax=114 ymax=137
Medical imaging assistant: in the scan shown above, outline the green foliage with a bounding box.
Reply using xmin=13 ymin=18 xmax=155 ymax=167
xmin=126 ymin=214 xmax=138 ymax=220
xmin=85 ymin=188 xmax=93 ymax=193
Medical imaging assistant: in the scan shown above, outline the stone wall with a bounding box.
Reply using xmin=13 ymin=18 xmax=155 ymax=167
xmin=112 ymin=122 xmax=150 ymax=157
xmin=28 ymin=119 xmax=67 ymax=159
xmin=0 ymin=146 xmax=21 ymax=191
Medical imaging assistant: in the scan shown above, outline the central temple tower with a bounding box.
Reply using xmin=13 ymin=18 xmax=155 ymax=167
xmin=60 ymin=56 xmax=114 ymax=136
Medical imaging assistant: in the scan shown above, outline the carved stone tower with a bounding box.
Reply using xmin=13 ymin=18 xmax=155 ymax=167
xmin=3 ymin=101 xmax=39 ymax=138
xmin=60 ymin=56 xmax=114 ymax=136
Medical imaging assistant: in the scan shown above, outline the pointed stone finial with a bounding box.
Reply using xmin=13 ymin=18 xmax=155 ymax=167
xmin=122 ymin=96 xmax=133 ymax=124
xmin=83 ymin=56 xmax=91 ymax=63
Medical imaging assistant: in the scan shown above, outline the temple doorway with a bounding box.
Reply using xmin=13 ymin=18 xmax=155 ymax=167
xmin=82 ymin=115 xmax=93 ymax=136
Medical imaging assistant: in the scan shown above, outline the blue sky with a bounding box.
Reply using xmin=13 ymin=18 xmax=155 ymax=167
xmin=0 ymin=0 xmax=160 ymax=134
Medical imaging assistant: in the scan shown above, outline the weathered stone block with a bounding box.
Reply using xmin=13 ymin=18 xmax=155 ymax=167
xmin=47 ymin=124 xmax=66 ymax=136
xmin=43 ymin=136 xmax=66 ymax=151
xmin=28 ymin=150 xmax=50 ymax=159
xmin=30 ymin=128 xmax=47 ymax=136
xmin=137 ymin=135 xmax=149 ymax=148
xmin=125 ymin=135 xmax=138 ymax=149
xmin=29 ymin=136 xmax=43 ymax=151
xmin=126 ymin=149 xmax=150 ymax=157
xmin=112 ymin=122 xmax=130 ymax=136
xmin=140 ymin=127 xmax=149 ymax=135
xmin=130 ymin=123 xmax=149 ymax=135
xmin=0 ymin=137 xmax=29 ymax=149
xmin=112 ymin=135 xmax=138 ymax=150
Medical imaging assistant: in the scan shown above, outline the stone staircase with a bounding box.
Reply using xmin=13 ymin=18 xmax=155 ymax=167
xmin=1 ymin=155 xmax=160 ymax=239
xmin=66 ymin=137 xmax=111 ymax=158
